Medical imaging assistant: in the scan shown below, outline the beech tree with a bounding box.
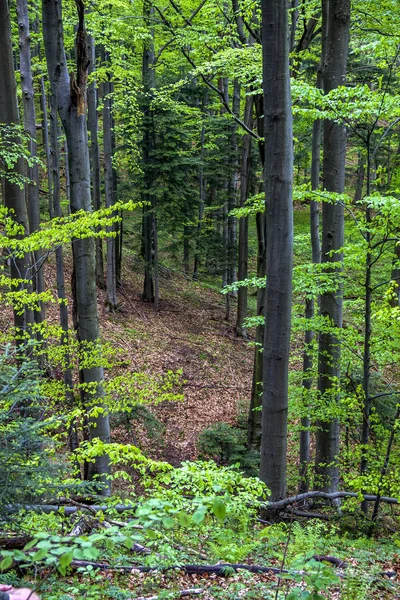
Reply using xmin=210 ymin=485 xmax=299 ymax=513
xmin=0 ymin=0 xmax=32 ymax=337
xmin=259 ymin=0 xmax=294 ymax=500
xmin=42 ymin=0 xmax=110 ymax=491
xmin=315 ymin=0 xmax=350 ymax=493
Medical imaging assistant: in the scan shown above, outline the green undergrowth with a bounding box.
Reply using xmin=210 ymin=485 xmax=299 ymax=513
xmin=2 ymin=461 xmax=400 ymax=598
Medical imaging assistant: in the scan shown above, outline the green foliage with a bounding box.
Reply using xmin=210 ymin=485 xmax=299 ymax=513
xmin=198 ymin=422 xmax=259 ymax=475
xmin=0 ymin=347 xmax=67 ymax=515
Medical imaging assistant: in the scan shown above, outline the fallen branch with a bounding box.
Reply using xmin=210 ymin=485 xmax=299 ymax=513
xmin=70 ymin=560 xmax=285 ymax=575
xmin=133 ymin=589 xmax=203 ymax=600
xmin=265 ymin=491 xmax=399 ymax=511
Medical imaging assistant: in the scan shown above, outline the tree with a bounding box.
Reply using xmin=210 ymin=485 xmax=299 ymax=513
xmin=0 ymin=0 xmax=32 ymax=339
xmin=42 ymin=0 xmax=110 ymax=492
xmin=16 ymin=0 xmax=45 ymax=330
xmin=259 ymin=0 xmax=294 ymax=501
xmin=315 ymin=0 xmax=350 ymax=494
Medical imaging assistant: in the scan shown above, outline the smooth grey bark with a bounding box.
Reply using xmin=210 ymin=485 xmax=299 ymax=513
xmin=224 ymin=78 xmax=240 ymax=322
xmin=87 ymin=35 xmax=105 ymax=290
xmin=141 ymin=0 xmax=156 ymax=304
xmin=193 ymin=113 xmax=206 ymax=280
xmin=42 ymin=0 xmax=110 ymax=492
xmin=247 ymin=92 xmax=265 ymax=452
xmin=102 ymin=50 xmax=118 ymax=312
xmin=0 ymin=0 xmax=32 ymax=338
xmin=315 ymin=0 xmax=350 ymax=494
xmin=354 ymin=152 xmax=365 ymax=204
xmin=360 ymin=146 xmax=372 ymax=514
xmin=259 ymin=0 xmax=294 ymax=501
xmin=16 ymin=0 xmax=45 ymax=330
xmin=247 ymin=211 xmax=266 ymax=451
xmin=49 ymin=93 xmax=77 ymax=454
xmin=235 ymin=94 xmax=253 ymax=338
xmin=391 ymin=240 xmax=400 ymax=307
xmin=299 ymin=73 xmax=322 ymax=494
xmin=40 ymin=77 xmax=53 ymax=219
xmin=290 ymin=0 xmax=299 ymax=56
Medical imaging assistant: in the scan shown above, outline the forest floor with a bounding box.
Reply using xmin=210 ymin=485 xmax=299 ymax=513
xmin=92 ymin=259 xmax=254 ymax=464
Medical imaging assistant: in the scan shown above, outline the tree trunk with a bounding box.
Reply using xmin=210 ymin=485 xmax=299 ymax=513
xmin=236 ymin=95 xmax=253 ymax=338
xmin=50 ymin=91 xmax=78 ymax=454
xmin=87 ymin=35 xmax=105 ymax=290
xmin=315 ymin=0 xmax=350 ymax=494
xmin=102 ymin=49 xmax=118 ymax=312
xmin=299 ymin=72 xmax=322 ymax=494
xmin=193 ymin=113 xmax=206 ymax=280
xmin=247 ymin=212 xmax=266 ymax=451
xmin=247 ymin=93 xmax=265 ymax=452
xmin=259 ymin=0 xmax=294 ymax=501
xmin=0 ymin=0 xmax=32 ymax=338
xmin=225 ymin=79 xmax=240 ymax=322
xmin=141 ymin=0 xmax=156 ymax=304
xmin=17 ymin=0 xmax=45 ymax=330
xmin=353 ymin=152 xmax=365 ymax=204
xmin=42 ymin=0 xmax=110 ymax=493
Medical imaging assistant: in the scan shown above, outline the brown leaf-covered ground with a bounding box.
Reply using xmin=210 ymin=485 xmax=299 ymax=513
xmin=99 ymin=264 xmax=254 ymax=464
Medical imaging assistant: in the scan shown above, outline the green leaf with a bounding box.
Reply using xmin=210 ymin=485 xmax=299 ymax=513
xmin=178 ymin=511 xmax=192 ymax=527
xmin=123 ymin=537 xmax=134 ymax=550
xmin=145 ymin=528 xmax=158 ymax=540
xmin=59 ymin=551 xmax=73 ymax=571
xmin=162 ymin=517 xmax=175 ymax=529
xmin=212 ymin=497 xmax=226 ymax=520
xmin=0 ymin=556 xmax=13 ymax=571
xmin=192 ymin=508 xmax=206 ymax=524
xmin=32 ymin=548 xmax=49 ymax=562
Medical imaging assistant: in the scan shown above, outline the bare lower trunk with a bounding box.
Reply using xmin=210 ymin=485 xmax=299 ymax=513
xmin=193 ymin=119 xmax=206 ymax=280
xmin=87 ymin=35 xmax=105 ymax=290
xmin=299 ymin=75 xmax=321 ymax=494
xmin=102 ymin=50 xmax=118 ymax=312
xmin=0 ymin=0 xmax=32 ymax=339
xmin=236 ymin=95 xmax=253 ymax=338
xmin=17 ymin=0 xmax=45 ymax=332
xmin=259 ymin=0 xmax=294 ymax=501
xmin=247 ymin=93 xmax=266 ymax=452
xmin=42 ymin=0 xmax=110 ymax=493
xmin=225 ymin=80 xmax=240 ymax=322
xmin=49 ymin=93 xmax=77 ymax=453
xmin=141 ymin=0 xmax=156 ymax=303
xmin=247 ymin=214 xmax=266 ymax=451
xmin=315 ymin=0 xmax=350 ymax=494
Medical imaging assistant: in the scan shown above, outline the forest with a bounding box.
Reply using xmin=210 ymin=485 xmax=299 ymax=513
xmin=1 ymin=0 xmax=400 ymax=596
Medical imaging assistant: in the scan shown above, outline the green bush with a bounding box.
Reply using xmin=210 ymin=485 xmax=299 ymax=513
xmin=197 ymin=422 xmax=259 ymax=476
xmin=0 ymin=347 xmax=66 ymax=516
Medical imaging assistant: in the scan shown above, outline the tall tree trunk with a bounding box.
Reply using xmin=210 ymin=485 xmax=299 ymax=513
xmin=353 ymin=151 xmax=365 ymax=204
xmin=360 ymin=143 xmax=372 ymax=514
xmin=17 ymin=0 xmax=45 ymax=330
xmin=40 ymin=78 xmax=53 ymax=219
xmin=299 ymin=73 xmax=322 ymax=494
xmin=315 ymin=0 xmax=350 ymax=494
xmin=247 ymin=92 xmax=265 ymax=452
xmin=87 ymin=35 xmax=105 ymax=290
xmin=0 ymin=0 xmax=32 ymax=339
xmin=50 ymin=92 xmax=78 ymax=454
xmin=42 ymin=0 xmax=110 ymax=493
xmin=141 ymin=0 xmax=156 ymax=304
xmin=102 ymin=49 xmax=118 ymax=312
xmin=225 ymin=79 xmax=240 ymax=322
xmin=259 ymin=0 xmax=294 ymax=501
xmin=236 ymin=95 xmax=253 ymax=338
xmin=247 ymin=211 xmax=266 ymax=451
xmin=193 ymin=115 xmax=206 ymax=280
